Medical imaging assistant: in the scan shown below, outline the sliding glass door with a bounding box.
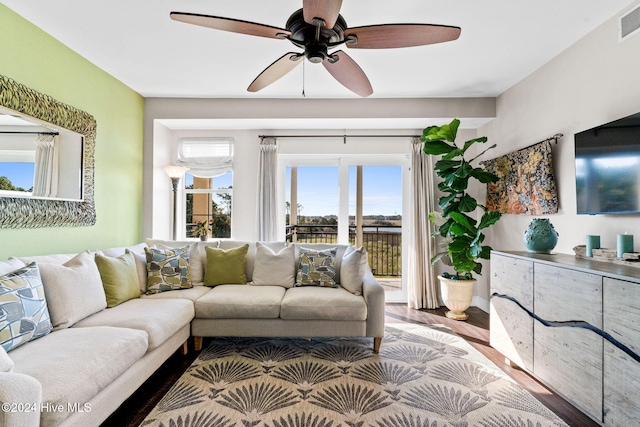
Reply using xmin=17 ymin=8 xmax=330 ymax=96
xmin=281 ymin=155 xmax=409 ymax=302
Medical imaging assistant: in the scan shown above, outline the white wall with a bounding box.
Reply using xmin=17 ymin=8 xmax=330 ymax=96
xmin=476 ymin=0 xmax=640 ymax=307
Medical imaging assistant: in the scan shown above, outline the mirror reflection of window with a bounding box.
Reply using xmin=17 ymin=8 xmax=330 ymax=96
xmin=0 ymin=109 xmax=83 ymax=201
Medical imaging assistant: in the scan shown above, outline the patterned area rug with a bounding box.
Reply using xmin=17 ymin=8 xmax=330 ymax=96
xmin=141 ymin=323 xmax=568 ymax=427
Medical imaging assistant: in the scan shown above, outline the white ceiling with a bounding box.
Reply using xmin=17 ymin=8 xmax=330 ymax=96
xmin=3 ymin=0 xmax=636 ymax=101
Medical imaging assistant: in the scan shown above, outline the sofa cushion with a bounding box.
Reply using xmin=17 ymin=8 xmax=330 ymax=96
xmin=145 ymin=246 xmax=193 ymax=294
xmin=0 ymin=263 xmax=52 ymax=352
xmin=339 ymin=246 xmax=368 ymax=296
xmin=38 ymin=251 xmax=107 ymax=329
xmin=141 ymin=285 xmax=211 ymax=302
xmin=96 ymin=252 xmax=141 ymax=307
xmin=252 ymin=243 xmax=295 ymax=288
xmin=0 ymin=345 xmax=13 ymax=372
xmin=295 ymin=247 xmax=338 ymax=288
xmin=195 ymin=284 xmax=285 ymax=319
xmin=71 ymin=298 xmax=194 ymax=350
xmin=9 ymin=326 xmax=147 ymax=427
xmin=204 ymin=245 xmax=249 ymax=286
xmin=281 ymin=286 xmax=367 ymax=321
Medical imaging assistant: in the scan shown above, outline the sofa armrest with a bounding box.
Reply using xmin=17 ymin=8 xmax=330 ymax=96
xmin=362 ymin=267 xmax=385 ymax=339
xmin=0 ymin=372 xmax=42 ymax=427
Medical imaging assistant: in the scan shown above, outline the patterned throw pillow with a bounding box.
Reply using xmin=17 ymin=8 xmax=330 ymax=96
xmin=0 ymin=262 xmax=52 ymax=352
xmin=144 ymin=246 xmax=193 ymax=294
xmin=295 ymin=247 xmax=337 ymax=288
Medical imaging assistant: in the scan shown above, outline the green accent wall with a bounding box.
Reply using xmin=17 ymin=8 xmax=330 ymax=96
xmin=0 ymin=5 xmax=144 ymax=259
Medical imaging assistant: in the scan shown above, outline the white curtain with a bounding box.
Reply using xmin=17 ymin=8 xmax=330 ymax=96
xmin=32 ymin=134 xmax=59 ymax=197
xmin=408 ymin=137 xmax=439 ymax=309
xmin=177 ymin=137 xmax=233 ymax=178
xmin=257 ymin=137 xmax=279 ymax=241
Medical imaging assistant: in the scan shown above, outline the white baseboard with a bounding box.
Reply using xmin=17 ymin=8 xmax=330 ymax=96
xmin=472 ymin=296 xmax=489 ymax=313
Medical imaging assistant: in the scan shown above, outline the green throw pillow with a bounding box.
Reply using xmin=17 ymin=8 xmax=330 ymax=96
xmin=144 ymin=246 xmax=193 ymax=294
xmin=95 ymin=252 xmax=141 ymax=307
xmin=204 ymin=244 xmax=249 ymax=286
xmin=295 ymin=247 xmax=337 ymax=288
xmin=0 ymin=262 xmax=52 ymax=352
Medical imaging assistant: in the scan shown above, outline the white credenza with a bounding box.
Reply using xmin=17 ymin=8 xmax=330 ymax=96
xmin=490 ymin=251 xmax=640 ymax=426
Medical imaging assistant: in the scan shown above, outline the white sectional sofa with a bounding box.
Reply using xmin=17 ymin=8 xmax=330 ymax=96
xmin=0 ymin=240 xmax=385 ymax=427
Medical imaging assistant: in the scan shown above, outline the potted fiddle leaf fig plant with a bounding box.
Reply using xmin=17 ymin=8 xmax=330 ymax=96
xmin=421 ymin=118 xmax=502 ymax=320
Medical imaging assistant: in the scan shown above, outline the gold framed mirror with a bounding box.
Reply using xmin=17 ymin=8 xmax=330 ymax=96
xmin=0 ymin=74 xmax=96 ymax=228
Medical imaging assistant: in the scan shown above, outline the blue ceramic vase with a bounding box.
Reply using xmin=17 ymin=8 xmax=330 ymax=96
xmin=523 ymin=218 xmax=558 ymax=254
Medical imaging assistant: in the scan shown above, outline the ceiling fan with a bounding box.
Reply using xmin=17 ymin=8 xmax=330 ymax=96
xmin=170 ymin=0 xmax=461 ymax=97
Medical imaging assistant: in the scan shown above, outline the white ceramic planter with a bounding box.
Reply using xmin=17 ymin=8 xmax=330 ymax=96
xmin=439 ymin=275 xmax=476 ymax=321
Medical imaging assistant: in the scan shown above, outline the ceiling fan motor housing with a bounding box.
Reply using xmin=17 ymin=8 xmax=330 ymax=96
xmin=286 ymin=9 xmax=346 ymax=63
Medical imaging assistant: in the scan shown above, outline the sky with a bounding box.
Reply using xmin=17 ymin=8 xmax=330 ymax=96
xmin=286 ymin=165 xmax=403 ymax=217
xmin=0 ymin=162 xmax=34 ymax=189
xmin=1 ymin=163 xmax=402 ymax=216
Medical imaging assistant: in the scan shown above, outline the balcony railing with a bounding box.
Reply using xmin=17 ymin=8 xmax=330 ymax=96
xmin=286 ymin=224 xmax=401 ymax=278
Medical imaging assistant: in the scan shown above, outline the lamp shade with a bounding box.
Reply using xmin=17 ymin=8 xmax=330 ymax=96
xmin=163 ymin=165 xmax=189 ymax=179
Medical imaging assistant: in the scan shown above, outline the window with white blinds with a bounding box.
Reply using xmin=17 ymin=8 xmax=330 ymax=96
xmin=177 ymin=137 xmax=234 ymax=178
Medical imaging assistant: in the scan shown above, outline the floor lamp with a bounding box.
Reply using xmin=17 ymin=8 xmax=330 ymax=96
xmin=163 ymin=165 xmax=189 ymax=240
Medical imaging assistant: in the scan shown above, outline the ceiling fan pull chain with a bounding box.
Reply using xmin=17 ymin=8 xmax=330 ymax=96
xmin=302 ymin=59 xmax=306 ymax=97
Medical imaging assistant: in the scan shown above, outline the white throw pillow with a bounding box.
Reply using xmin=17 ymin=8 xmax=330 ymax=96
xmin=340 ymin=246 xmax=368 ymax=295
xmin=0 ymin=345 xmax=14 ymax=372
xmin=0 ymin=258 xmax=24 ymax=276
xmin=252 ymin=242 xmax=295 ymax=288
xmin=38 ymin=251 xmax=107 ymax=330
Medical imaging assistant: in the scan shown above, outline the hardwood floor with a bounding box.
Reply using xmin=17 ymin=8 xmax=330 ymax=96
xmin=101 ymin=304 xmax=599 ymax=427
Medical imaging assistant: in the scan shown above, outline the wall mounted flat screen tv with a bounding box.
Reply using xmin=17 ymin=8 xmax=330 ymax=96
xmin=575 ymin=112 xmax=640 ymax=215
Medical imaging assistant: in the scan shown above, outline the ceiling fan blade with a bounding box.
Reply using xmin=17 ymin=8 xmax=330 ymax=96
xmin=303 ymin=0 xmax=343 ymax=28
xmin=248 ymin=52 xmax=303 ymax=92
xmin=323 ymin=50 xmax=372 ymax=97
xmin=170 ymin=12 xmax=290 ymax=39
xmin=345 ymin=24 xmax=461 ymax=49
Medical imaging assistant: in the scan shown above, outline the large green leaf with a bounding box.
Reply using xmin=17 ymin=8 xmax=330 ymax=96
xmin=444 ymin=119 xmax=460 ymax=142
xmin=479 ymin=246 xmax=492 ymax=259
xmin=462 ymin=136 xmax=488 ymax=153
xmin=449 ymin=223 xmax=472 ymax=237
xmin=438 ymin=181 xmax=457 ymax=193
xmin=454 ymin=162 xmax=473 ymax=178
xmin=448 ymin=235 xmax=473 ymax=252
xmin=423 ymin=140 xmax=456 ymax=155
xmin=450 ymin=211 xmax=477 ymax=230
xmin=451 ymin=256 xmax=478 ymax=277
xmin=446 ymin=175 xmax=470 ymax=193
xmin=470 ymin=241 xmax=483 ymax=258
xmin=421 ymin=119 xmax=460 ymax=142
xmin=434 ymin=159 xmax=461 ymax=172
xmin=478 ymin=211 xmax=502 ymax=230
xmin=439 ymin=193 xmax=458 ymax=209
xmin=470 ymin=168 xmax=499 ymax=184
xmin=473 ymin=262 xmax=483 ymax=275
xmin=458 ymin=195 xmax=477 ymax=212
xmin=442 ymin=148 xmax=464 ymax=161
xmin=450 ymin=211 xmax=474 ymax=231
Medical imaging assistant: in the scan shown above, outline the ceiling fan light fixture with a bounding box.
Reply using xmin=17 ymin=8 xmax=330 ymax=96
xmin=305 ymin=43 xmax=328 ymax=63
